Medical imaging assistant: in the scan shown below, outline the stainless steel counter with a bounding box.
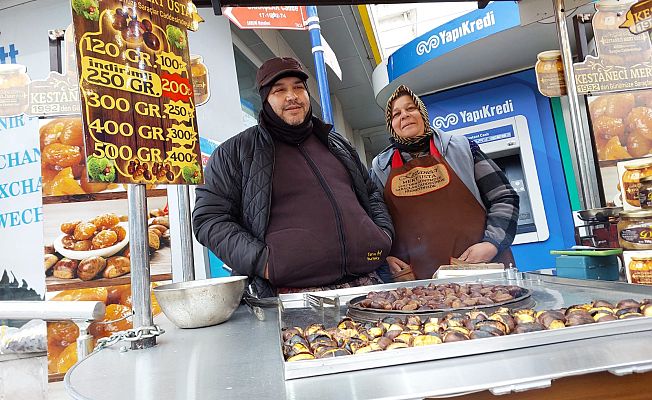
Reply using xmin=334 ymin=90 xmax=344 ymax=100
xmin=66 ymin=274 xmax=652 ymax=400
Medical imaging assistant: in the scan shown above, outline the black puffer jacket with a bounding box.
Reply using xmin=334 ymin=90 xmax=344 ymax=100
xmin=192 ymin=118 xmax=394 ymax=298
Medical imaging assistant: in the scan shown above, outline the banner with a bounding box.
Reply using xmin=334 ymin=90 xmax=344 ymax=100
xmin=71 ymin=0 xmax=203 ymax=185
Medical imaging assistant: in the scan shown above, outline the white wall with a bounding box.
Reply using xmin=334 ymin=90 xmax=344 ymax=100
xmin=189 ymin=11 xmax=244 ymax=142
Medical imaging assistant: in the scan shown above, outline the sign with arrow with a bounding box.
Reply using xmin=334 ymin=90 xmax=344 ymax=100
xmin=223 ymin=6 xmax=307 ymax=30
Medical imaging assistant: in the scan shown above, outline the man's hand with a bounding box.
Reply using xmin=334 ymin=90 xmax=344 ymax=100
xmin=386 ymin=256 xmax=410 ymax=274
xmin=263 ymin=263 xmax=269 ymax=279
xmin=458 ymin=242 xmax=498 ymax=264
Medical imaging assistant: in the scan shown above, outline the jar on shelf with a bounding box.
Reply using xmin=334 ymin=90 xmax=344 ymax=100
xmin=190 ymin=55 xmax=210 ymax=106
xmin=639 ymin=176 xmax=652 ymax=209
xmin=0 ymin=64 xmax=30 ymax=117
xmin=535 ymin=51 xmax=566 ymax=97
xmin=618 ymin=210 xmax=652 ymax=249
xmin=628 ymin=256 xmax=652 ymax=284
xmin=622 ymin=160 xmax=652 ymax=207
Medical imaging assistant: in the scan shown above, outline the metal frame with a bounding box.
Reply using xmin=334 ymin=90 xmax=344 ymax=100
xmin=278 ymin=272 xmax=652 ymax=380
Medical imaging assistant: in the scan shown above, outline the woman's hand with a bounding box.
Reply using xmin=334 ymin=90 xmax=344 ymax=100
xmin=458 ymin=242 xmax=498 ymax=264
xmin=387 ymin=256 xmax=410 ymax=274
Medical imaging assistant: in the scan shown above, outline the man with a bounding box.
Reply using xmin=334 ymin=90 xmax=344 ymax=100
xmin=193 ymin=57 xmax=393 ymax=297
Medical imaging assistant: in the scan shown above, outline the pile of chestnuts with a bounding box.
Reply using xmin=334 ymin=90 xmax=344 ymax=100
xmin=282 ymin=298 xmax=652 ymax=362
xmin=356 ymin=283 xmax=526 ymax=311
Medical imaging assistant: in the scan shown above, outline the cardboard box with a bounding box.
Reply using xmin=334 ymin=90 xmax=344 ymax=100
xmin=434 ymin=263 xmax=505 ymax=279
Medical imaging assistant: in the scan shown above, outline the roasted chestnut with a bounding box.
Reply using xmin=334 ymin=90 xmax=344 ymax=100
xmin=281 ymin=327 xmax=302 ymax=342
xmin=592 ymin=300 xmax=615 ymax=309
xmin=113 ymin=14 xmax=128 ymax=31
xmin=642 ymin=304 xmax=652 ymax=317
xmin=141 ymin=19 xmax=153 ymax=32
xmin=375 ymin=336 xmax=393 ymax=350
xmin=317 ymin=348 xmax=350 ymax=358
xmin=513 ymin=323 xmax=545 ymax=334
xmin=354 ymin=343 xmax=381 ymax=354
xmin=616 ymin=299 xmax=641 ymax=309
xmin=394 ymin=332 xmax=414 ymax=345
xmin=413 ymin=334 xmax=442 ymax=346
xmin=489 ymin=313 xmax=515 ymax=333
xmin=287 ymin=353 xmax=315 ymax=362
xmin=386 ymin=342 xmax=409 ymax=351
xmin=566 ymin=312 xmax=594 ymax=326
xmin=475 ymin=319 xmax=507 ymax=335
xmin=337 ymin=318 xmax=356 ymax=330
xmin=442 ymin=330 xmax=469 ymax=342
xmin=470 ymin=330 xmax=495 ymax=339
xmin=143 ymin=31 xmax=160 ymax=51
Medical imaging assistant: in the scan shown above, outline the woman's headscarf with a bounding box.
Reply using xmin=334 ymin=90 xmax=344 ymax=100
xmin=385 ymin=85 xmax=433 ymax=151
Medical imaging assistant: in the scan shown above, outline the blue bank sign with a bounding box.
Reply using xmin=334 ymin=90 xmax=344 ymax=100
xmin=387 ymin=2 xmax=521 ymax=81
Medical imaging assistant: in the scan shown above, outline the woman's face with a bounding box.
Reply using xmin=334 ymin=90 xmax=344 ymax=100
xmin=390 ymin=95 xmax=425 ymax=139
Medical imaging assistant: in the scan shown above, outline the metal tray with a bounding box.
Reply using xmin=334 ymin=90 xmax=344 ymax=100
xmin=346 ymin=286 xmax=534 ymax=323
xmin=277 ymin=272 xmax=652 ymax=380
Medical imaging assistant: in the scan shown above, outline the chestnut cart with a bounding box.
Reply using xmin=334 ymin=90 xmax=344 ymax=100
xmin=65 ymin=272 xmax=652 ymax=399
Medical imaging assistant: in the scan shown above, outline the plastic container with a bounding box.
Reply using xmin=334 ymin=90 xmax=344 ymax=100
xmin=554 ymin=255 xmax=620 ymax=281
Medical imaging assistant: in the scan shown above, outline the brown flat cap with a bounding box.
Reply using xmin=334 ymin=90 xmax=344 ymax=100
xmin=256 ymin=57 xmax=309 ymax=89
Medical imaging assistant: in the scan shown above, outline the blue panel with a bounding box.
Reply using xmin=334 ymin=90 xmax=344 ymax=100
xmin=388 ymin=2 xmax=521 ymax=81
xmin=419 ymin=70 xmax=575 ymax=270
xmin=199 ymin=136 xmax=230 ymax=278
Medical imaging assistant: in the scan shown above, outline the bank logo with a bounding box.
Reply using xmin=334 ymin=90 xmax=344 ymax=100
xmin=432 ymin=113 xmax=459 ymax=129
xmin=416 ymin=35 xmax=441 ymax=55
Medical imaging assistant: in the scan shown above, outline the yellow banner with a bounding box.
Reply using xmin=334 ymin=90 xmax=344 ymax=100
xmin=81 ymin=56 xmax=162 ymax=97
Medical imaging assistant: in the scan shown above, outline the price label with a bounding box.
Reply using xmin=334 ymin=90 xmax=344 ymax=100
xmin=81 ymin=56 xmax=162 ymax=97
xmin=164 ymin=100 xmax=194 ymax=123
xmin=157 ymin=51 xmax=187 ymax=75
xmin=165 ymin=146 xmax=198 ymax=168
xmin=166 ymin=124 xmax=197 ymax=147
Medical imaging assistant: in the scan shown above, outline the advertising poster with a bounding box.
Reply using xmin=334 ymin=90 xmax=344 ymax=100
xmin=71 ymin=0 xmax=203 ymax=186
xmin=0 ymin=24 xmax=46 ymax=302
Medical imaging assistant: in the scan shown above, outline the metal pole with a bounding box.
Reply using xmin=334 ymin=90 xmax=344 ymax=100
xmin=553 ymin=0 xmax=600 ymax=210
xmin=128 ymin=184 xmax=155 ymax=349
xmin=306 ymin=6 xmax=334 ymax=124
xmin=176 ymin=185 xmax=195 ymax=282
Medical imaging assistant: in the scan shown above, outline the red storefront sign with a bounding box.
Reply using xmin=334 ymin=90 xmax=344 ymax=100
xmin=223 ymin=6 xmax=307 ymax=30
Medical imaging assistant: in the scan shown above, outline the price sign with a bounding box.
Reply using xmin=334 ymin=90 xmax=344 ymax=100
xmin=71 ymin=0 xmax=203 ymax=185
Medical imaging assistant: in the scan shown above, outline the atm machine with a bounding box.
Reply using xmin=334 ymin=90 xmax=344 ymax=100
xmin=445 ymin=115 xmax=549 ymax=245
xmin=421 ymin=69 xmax=575 ymax=269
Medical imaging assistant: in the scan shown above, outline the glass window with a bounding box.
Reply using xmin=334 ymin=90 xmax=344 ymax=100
xmin=233 ymin=46 xmax=261 ymax=128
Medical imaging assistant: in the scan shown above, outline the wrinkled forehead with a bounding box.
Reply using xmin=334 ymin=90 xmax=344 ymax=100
xmin=272 ymin=76 xmax=305 ymax=88
xmin=391 ymin=94 xmax=417 ymax=112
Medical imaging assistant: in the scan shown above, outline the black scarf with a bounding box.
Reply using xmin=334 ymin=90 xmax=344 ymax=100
xmin=390 ymin=134 xmax=431 ymax=153
xmin=259 ymin=102 xmax=314 ymax=145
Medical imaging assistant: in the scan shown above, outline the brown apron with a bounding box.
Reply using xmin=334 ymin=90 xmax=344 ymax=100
xmin=383 ymin=138 xmax=514 ymax=279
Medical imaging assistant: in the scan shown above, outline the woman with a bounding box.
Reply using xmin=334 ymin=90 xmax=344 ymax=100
xmin=370 ymin=85 xmax=519 ymax=280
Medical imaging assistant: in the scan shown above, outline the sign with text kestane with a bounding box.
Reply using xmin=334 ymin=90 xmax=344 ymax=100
xmin=71 ymin=0 xmax=203 ymax=185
